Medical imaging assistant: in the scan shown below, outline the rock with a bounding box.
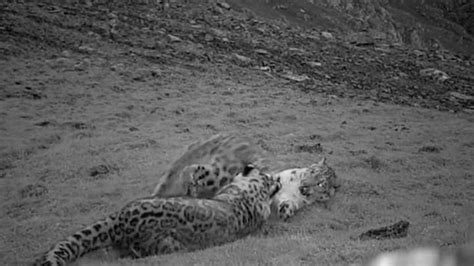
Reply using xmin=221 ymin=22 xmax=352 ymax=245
xmin=463 ymin=108 xmax=474 ymax=114
xmin=347 ymin=32 xmax=375 ymax=46
xmin=51 ymin=57 xmax=73 ymax=67
xmin=167 ymin=34 xmax=182 ymax=43
xmin=280 ymin=72 xmax=310 ymax=82
xmin=210 ymin=28 xmax=227 ymax=38
xmin=307 ymin=61 xmax=322 ymax=67
xmin=255 ymin=66 xmax=271 ymax=71
xmin=213 ymin=6 xmax=225 ymax=15
xmin=449 ymin=92 xmax=474 ymax=101
xmin=321 ymin=31 xmax=334 ymax=40
xmin=89 ymin=164 xmax=110 ymax=177
xmin=217 ymin=2 xmax=231 ymax=10
xmin=254 ymin=49 xmax=269 ymax=55
xmin=204 ymin=34 xmax=214 ymax=42
xmin=77 ymin=45 xmax=95 ymax=53
xmin=61 ymin=50 xmax=72 ymax=57
xmin=288 ymin=47 xmax=306 ymax=54
xmin=232 ymin=53 xmax=252 ymax=65
xmin=419 ymin=68 xmax=449 ymax=82
xmin=412 ymin=49 xmax=426 ymax=57
xmin=110 ymin=63 xmax=125 ymax=71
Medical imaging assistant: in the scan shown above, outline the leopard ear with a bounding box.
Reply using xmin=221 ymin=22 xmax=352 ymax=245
xmin=309 ymin=157 xmax=326 ymax=169
xmin=317 ymin=157 xmax=326 ymax=166
xmin=242 ymin=164 xmax=256 ymax=176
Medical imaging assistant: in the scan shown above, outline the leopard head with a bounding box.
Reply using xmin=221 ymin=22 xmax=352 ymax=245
xmin=299 ymin=157 xmax=339 ymax=203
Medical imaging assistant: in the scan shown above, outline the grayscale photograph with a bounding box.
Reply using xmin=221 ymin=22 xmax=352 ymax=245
xmin=0 ymin=0 xmax=473 ymax=265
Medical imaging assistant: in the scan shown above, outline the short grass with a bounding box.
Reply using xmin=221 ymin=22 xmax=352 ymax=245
xmin=1 ymin=52 xmax=473 ymax=265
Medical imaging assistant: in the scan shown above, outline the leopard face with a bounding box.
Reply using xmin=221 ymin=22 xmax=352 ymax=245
xmin=272 ymin=157 xmax=339 ymax=221
xmin=299 ymin=162 xmax=338 ymax=204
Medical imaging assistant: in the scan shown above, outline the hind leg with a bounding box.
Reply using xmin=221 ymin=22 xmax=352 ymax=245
xmin=127 ymin=235 xmax=186 ymax=258
xmin=158 ymin=236 xmax=187 ymax=254
xmin=145 ymin=236 xmax=187 ymax=256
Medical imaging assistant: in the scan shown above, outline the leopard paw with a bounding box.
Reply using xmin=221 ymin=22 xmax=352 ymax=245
xmin=278 ymin=201 xmax=295 ymax=221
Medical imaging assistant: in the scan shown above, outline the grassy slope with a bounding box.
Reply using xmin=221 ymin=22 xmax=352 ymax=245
xmin=0 ymin=2 xmax=473 ymax=266
xmin=1 ymin=56 xmax=473 ymax=265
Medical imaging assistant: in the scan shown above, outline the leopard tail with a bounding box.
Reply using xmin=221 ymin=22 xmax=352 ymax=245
xmin=33 ymin=212 xmax=122 ymax=266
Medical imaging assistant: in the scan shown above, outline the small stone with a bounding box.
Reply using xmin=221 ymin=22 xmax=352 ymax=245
xmin=210 ymin=28 xmax=226 ymax=37
xmin=78 ymin=45 xmax=95 ymax=53
xmin=321 ymin=31 xmax=334 ymax=40
xmin=89 ymin=165 xmax=110 ymax=177
xmin=307 ymin=61 xmax=322 ymax=67
xmin=280 ymin=72 xmax=310 ymax=82
xmin=413 ymin=50 xmax=425 ymax=57
xmin=110 ymin=63 xmax=124 ymax=71
xmin=254 ymin=49 xmax=269 ymax=55
xmin=288 ymin=47 xmax=306 ymax=54
xmin=167 ymin=34 xmax=182 ymax=43
xmin=204 ymin=34 xmax=214 ymax=42
xmin=449 ymin=92 xmax=473 ymax=101
xmin=61 ymin=50 xmax=72 ymax=57
xmin=217 ymin=2 xmax=231 ymax=9
xmin=213 ymin=6 xmax=225 ymax=15
xmin=463 ymin=108 xmax=474 ymax=114
xmin=232 ymin=53 xmax=252 ymax=65
xmin=419 ymin=68 xmax=449 ymax=82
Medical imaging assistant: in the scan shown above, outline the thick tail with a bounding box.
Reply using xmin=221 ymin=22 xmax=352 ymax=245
xmin=33 ymin=212 xmax=122 ymax=266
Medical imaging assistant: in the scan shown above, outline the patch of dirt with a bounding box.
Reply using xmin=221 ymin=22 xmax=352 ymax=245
xmin=0 ymin=1 xmax=473 ymax=265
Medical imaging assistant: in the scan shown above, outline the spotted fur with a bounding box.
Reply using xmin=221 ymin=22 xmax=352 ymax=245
xmin=33 ymin=166 xmax=281 ymax=266
xmin=271 ymin=157 xmax=339 ymax=221
xmin=152 ymin=134 xmax=264 ymax=198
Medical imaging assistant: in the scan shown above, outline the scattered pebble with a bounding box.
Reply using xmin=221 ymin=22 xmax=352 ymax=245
xmin=89 ymin=164 xmax=110 ymax=177
xmin=419 ymin=68 xmax=450 ymax=82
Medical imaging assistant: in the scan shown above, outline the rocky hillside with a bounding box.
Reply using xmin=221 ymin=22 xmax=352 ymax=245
xmin=1 ymin=0 xmax=473 ymax=112
xmin=229 ymin=0 xmax=473 ymax=56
